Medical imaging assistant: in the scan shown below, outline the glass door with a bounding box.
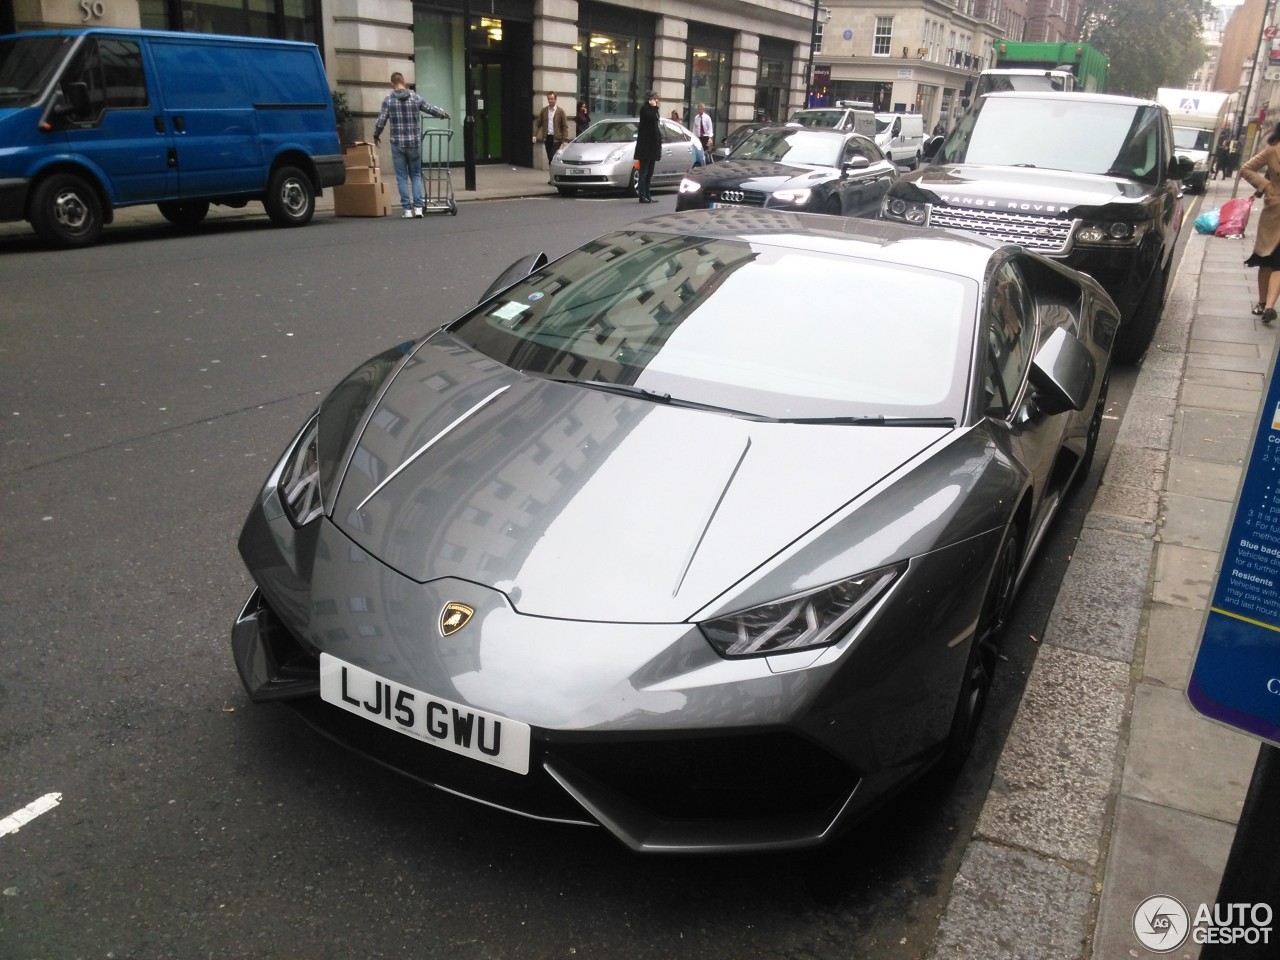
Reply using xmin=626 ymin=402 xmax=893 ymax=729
xmin=470 ymin=59 xmax=504 ymax=162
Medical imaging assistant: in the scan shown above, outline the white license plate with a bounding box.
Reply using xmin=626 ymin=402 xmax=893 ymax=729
xmin=568 ymin=168 xmax=589 ymax=176
xmin=320 ymin=654 xmax=531 ymax=775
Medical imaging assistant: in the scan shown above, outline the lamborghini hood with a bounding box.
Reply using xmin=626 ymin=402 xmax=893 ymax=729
xmin=329 ymin=338 xmax=950 ymax=622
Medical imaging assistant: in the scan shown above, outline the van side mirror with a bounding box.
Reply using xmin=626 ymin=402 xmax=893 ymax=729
xmin=63 ymin=82 xmax=91 ymax=117
xmin=922 ymin=135 xmax=945 ymax=162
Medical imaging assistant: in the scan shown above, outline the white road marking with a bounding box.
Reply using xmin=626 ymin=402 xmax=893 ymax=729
xmin=0 ymin=793 xmax=62 ymax=838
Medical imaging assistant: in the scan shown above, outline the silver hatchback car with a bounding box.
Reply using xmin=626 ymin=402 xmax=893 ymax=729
xmin=551 ymin=117 xmax=700 ymax=197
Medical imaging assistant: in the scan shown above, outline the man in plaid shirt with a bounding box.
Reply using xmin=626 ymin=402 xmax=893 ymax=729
xmin=373 ymin=72 xmax=450 ymax=218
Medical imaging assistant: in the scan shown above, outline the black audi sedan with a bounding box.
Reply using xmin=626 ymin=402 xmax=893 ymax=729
xmin=676 ymin=125 xmax=897 ymax=218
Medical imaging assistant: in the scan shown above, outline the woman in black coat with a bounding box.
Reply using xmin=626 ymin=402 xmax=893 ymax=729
xmin=635 ymin=91 xmax=662 ymax=203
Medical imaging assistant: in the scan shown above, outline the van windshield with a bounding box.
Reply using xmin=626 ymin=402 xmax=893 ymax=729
xmin=0 ymin=35 xmax=74 ymax=107
xmin=938 ymin=95 xmax=1166 ymax=183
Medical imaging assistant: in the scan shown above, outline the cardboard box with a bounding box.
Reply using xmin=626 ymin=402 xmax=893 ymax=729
xmin=332 ymin=181 xmax=388 ymax=217
xmin=343 ymin=141 xmax=378 ymax=167
xmin=343 ymin=165 xmax=381 ymax=185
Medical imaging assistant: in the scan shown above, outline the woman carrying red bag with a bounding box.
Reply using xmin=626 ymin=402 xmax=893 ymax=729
xmin=1241 ymin=122 xmax=1280 ymax=323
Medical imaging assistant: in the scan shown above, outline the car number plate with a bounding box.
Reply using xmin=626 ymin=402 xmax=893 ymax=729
xmin=568 ymin=168 xmax=589 ymax=176
xmin=319 ymin=654 xmax=531 ymax=775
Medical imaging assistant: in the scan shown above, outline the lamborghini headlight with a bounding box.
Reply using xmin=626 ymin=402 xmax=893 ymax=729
xmin=278 ymin=414 xmax=323 ymax=527
xmin=700 ymin=563 xmax=904 ymax=658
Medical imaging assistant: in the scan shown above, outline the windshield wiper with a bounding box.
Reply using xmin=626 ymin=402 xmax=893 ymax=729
xmin=782 ymin=416 xmax=957 ymax=427
xmin=523 ymin=371 xmax=775 ymax=419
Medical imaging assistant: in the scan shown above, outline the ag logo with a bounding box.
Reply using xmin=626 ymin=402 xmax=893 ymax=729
xmin=1133 ymin=895 xmax=1190 ymax=952
xmin=440 ymin=602 xmax=475 ymax=637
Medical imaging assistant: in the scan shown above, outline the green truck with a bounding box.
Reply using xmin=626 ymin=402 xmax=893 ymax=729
xmin=990 ymin=40 xmax=1109 ymax=93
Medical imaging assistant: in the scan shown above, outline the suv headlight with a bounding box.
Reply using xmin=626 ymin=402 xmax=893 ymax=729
xmin=1074 ymin=220 xmax=1149 ymax=246
xmin=700 ymin=564 xmax=904 ymax=658
xmin=883 ymin=196 xmax=929 ymax=224
xmin=278 ymin=414 xmax=323 ymax=527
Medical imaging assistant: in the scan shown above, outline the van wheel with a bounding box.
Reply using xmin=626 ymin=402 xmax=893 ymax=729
xmin=157 ymin=200 xmax=210 ymax=228
xmin=264 ymin=166 xmax=314 ymax=227
xmin=30 ymin=173 xmax=103 ymax=248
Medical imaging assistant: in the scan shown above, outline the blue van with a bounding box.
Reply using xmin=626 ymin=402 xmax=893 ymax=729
xmin=0 ymin=28 xmax=345 ymax=247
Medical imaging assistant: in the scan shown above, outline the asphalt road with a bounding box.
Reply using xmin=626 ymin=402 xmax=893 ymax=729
xmin=0 ymin=195 xmax=1143 ymax=959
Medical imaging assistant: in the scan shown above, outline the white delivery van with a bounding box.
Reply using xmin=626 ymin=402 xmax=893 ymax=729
xmin=874 ymin=113 xmax=924 ymax=168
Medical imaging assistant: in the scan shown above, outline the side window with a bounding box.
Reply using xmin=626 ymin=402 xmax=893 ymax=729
xmin=60 ymin=38 xmax=147 ymax=123
xmin=660 ymin=121 xmax=682 ymax=144
xmin=983 ymin=262 xmax=1035 ymax=417
xmin=99 ymin=39 xmax=147 ymax=108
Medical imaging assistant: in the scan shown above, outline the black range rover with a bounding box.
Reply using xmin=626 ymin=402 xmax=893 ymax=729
xmin=882 ymin=91 xmax=1192 ymax=363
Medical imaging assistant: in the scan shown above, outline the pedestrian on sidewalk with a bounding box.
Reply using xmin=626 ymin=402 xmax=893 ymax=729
xmin=373 ymin=72 xmax=450 ymax=218
xmin=1240 ymin=122 xmax=1280 ymax=323
xmin=635 ymin=91 xmax=661 ymax=203
xmin=532 ymin=92 xmax=569 ymax=167
xmin=574 ymin=100 xmax=591 ymax=137
xmin=692 ymin=104 xmax=714 ymax=160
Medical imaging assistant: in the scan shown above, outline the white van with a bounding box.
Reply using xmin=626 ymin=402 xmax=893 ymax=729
xmin=874 ymin=113 xmax=925 ymax=168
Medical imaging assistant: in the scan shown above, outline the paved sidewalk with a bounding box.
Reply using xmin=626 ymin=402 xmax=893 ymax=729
xmin=0 ymin=162 xmax=558 ymax=240
xmin=928 ymin=176 xmax=1272 ymax=959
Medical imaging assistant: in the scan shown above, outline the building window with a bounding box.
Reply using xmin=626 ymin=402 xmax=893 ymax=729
xmin=873 ymin=17 xmax=893 ymax=57
xmin=138 ymin=0 xmax=319 ymax=44
xmin=814 ymin=17 xmax=825 ymax=55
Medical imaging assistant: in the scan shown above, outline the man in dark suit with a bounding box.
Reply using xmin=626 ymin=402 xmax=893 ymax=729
xmin=635 ymin=91 xmax=661 ymax=203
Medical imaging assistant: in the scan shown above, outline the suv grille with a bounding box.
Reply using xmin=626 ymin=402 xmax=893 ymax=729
xmin=929 ymin=206 xmax=1073 ymax=253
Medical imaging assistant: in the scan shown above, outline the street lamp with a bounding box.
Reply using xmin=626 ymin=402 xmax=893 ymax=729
xmin=805 ymin=3 xmax=831 ymax=108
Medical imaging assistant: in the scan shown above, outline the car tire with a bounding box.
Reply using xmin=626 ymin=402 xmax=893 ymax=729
xmin=157 ymin=200 xmax=211 ymax=228
xmin=30 ymin=173 xmax=104 ymax=248
xmin=824 ymin=196 xmax=843 ymax=216
xmin=627 ymin=166 xmax=639 ymax=197
xmin=1113 ymin=263 xmax=1169 ymax=365
xmin=1077 ymin=365 xmax=1111 ymax=481
xmin=939 ymin=524 xmax=1021 ymax=773
xmin=264 ymin=165 xmax=315 ymax=227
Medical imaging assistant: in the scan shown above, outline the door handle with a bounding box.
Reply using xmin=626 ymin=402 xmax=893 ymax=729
xmin=173 ymin=116 xmax=185 ymax=133
xmin=154 ymin=116 xmax=165 ymax=134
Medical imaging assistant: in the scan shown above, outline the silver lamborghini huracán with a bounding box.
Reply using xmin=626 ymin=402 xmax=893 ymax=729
xmin=232 ymin=209 xmax=1118 ymax=853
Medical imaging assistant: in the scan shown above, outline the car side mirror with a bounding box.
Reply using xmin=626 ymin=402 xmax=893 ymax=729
xmin=478 ymin=252 xmax=549 ymax=303
xmin=1171 ymin=155 xmax=1195 ymax=180
xmin=842 ymin=156 xmax=871 ymax=175
xmin=1028 ymin=327 xmax=1094 ymax=416
xmin=922 ymin=135 xmax=945 ymax=162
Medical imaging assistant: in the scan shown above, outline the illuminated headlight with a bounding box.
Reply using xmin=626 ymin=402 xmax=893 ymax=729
xmin=679 ymin=178 xmax=702 ymax=194
xmin=700 ymin=564 xmax=904 ymax=658
xmin=772 ymin=188 xmax=812 ymax=205
xmin=883 ymin=196 xmax=928 ymax=224
xmin=1193 ymin=159 xmax=1208 ymax=172
xmin=1075 ymin=220 xmax=1148 ymax=245
xmin=278 ymin=414 xmax=324 ymax=527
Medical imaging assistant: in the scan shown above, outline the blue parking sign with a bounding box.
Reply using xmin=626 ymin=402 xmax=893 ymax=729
xmin=1189 ymin=346 xmax=1280 ymax=746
